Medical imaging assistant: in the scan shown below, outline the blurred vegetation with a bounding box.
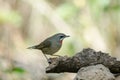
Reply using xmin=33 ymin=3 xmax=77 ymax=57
xmin=0 ymin=0 xmax=120 ymax=80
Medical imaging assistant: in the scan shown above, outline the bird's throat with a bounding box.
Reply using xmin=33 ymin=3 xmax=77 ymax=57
xmin=60 ymin=40 xmax=63 ymax=44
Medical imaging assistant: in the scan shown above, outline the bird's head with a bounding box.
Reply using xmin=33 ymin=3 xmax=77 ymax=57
xmin=53 ymin=33 xmax=70 ymax=44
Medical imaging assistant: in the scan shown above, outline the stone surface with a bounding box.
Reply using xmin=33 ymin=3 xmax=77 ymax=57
xmin=74 ymin=64 xmax=115 ymax=80
xmin=115 ymin=76 xmax=120 ymax=80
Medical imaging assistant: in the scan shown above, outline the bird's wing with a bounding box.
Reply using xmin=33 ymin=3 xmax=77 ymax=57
xmin=38 ymin=40 xmax=51 ymax=49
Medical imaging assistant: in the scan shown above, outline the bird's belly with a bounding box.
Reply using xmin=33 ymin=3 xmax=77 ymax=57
xmin=42 ymin=46 xmax=61 ymax=55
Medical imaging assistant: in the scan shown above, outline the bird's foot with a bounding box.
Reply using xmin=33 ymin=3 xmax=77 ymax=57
xmin=48 ymin=59 xmax=52 ymax=64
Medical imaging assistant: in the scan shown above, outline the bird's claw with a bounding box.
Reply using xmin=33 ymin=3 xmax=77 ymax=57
xmin=48 ymin=59 xmax=52 ymax=64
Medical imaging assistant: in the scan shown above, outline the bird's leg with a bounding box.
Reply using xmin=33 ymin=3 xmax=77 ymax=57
xmin=43 ymin=54 xmax=51 ymax=64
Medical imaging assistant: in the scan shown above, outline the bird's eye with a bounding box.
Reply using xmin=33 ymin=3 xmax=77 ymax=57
xmin=60 ymin=35 xmax=64 ymax=38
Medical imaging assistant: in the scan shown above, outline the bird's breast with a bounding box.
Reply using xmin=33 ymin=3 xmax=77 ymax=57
xmin=41 ymin=43 xmax=62 ymax=55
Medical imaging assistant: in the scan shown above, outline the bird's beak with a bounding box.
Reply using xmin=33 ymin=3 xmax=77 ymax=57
xmin=65 ymin=35 xmax=70 ymax=37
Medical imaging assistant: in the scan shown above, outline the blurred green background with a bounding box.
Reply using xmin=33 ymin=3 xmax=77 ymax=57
xmin=0 ymin=0 xmax=120 ymax=80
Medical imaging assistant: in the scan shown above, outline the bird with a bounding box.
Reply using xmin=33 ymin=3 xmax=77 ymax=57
xmin=27 ymin=33 xmax=70 ymax=62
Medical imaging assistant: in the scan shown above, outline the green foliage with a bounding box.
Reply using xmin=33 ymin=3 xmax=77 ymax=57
xmin=88 ymin=0 xmax=110 ymax=19
xmin=0 ymin=10 xmax=22 ymax=26
xmin=4 ymin=67 xmax=26 ymax=74
xmin=11 ymin=67 xmax=26 ymax=73
xmin=56 ymin=3 xmax=78 ymax=20
xmin=67 ymin=42 xmax=76 ymax=56
xmin=104 ymin=5 xmax=120 ymax=12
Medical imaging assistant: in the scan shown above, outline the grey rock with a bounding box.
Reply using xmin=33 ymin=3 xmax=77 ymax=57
xmin=74 ymin=64 xmax=115 ymax=80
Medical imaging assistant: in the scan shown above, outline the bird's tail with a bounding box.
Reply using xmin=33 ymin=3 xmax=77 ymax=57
xmin=27 ymin=45 xmax=37 ymax=49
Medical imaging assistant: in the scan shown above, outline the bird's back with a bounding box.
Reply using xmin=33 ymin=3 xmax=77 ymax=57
xmin=41 ymin=37 xmax=62 ymax=55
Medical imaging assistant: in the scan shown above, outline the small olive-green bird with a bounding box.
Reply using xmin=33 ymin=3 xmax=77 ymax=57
xmin=28 ymin=33 xmax=70 ymax=62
